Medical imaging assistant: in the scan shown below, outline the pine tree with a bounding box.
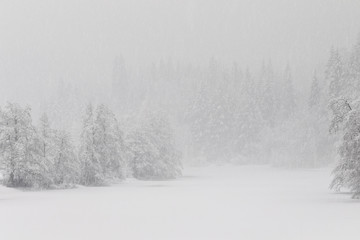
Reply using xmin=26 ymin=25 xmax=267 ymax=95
xmin=53 ymin=130 xmax=80 ymax=185
xmin=206 ymin=74 xmax=234 ymax=161
xmin=231 ymin=62 xmax=243 ymax=92
xmin=349 ymin=35 xmax=360 ymax=95
xmin=232 ymin=69 xmax=263 ymax=160
xmin=128 ymin=113 xmax=182 ymax=180
xmin=328 ymin=36 xmax=360 ymax=197
xmin=326 ymin=48 xmax=346 ymax=99
xmin=281 ymin=64 xmax=296 ymax=119
xmin=186 ymin=77 xmax=213 ymax=159
xmin=309 ymin=71 xmax=321 ymax=110
xmin=307 ymin=71 xmax=335 ymax=167
xmin=259 ymin=61 xmax=276 ymax=127
xmin=0 ymin=103 xmax=51 ymax=188
xmin=79 ymin=103 xmax=103 ymax=185
xmin=127 ymin=126 xmax=158 ymax=179
xmin=94 ymin=104 xmax=125 ymax=179
xmin=329 ymin=98 xmax=360 ymax=197
xmin=37 ymin=113 xmax=55 ymax=184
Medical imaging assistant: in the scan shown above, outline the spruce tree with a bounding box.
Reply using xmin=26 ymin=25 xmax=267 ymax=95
xmin=309 ymin=71 xmax=321 ymax=110
xmin=37 ymin=113 xmax=55 ymax=184
xmin=0 ymin=103 xmax=51 ymax=188
xmin=128 ymin=113 xmax=182 ymax=180
xmin=94 ymin=104 xmax=125 ymax=179
xmin=53 ymin=130 xmax=80 ymax=185
xmin=281 ymin=64 xmax=296 ymax=119
xmin=259 ymin=61 xmax=275 ymax=127
xmin=326 ymin=48 xmax=346 ymax=99
xmin=79 ymin=103 xmax=103 ymax=185
xmin=330 ymin=99 xmax=360 ymax=197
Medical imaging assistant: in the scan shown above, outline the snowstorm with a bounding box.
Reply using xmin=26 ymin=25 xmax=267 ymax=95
xmin=1 ymin=0 xmax=360 ymax=239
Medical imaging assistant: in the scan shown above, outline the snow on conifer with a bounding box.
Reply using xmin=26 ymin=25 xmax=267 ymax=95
xmin=127 ymin=112 xmax=182 ymax=180
xmin=79 ymin=103 xmax=126 ymax=185
xmin=79 ymin=103 xmax=104 ymax=185
xmin=0 ymin=103 xmax=51 ymax=188
xmin=328 ymin=36 xmax=360 ymax=198
xmin=94 ymin=104 xmax=125 ymax=179
xmin=53 ymin=130 xmax=80 ymax=186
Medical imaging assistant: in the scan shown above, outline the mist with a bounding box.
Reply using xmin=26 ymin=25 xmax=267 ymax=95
xmin=1 ymin=1 xmax=360 ymax=240
xmin=1 ymin=0 xmax=360 ymax=105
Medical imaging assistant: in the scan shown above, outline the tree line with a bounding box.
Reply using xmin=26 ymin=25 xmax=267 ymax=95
xmin=107 ymin=54 xmax=340 ymax=168
xmin=0 ymin=103 xmax=182 ymax=189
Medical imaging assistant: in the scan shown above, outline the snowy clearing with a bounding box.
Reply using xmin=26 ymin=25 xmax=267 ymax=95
xmin=0 ymin=165 xmax=358 ymax=240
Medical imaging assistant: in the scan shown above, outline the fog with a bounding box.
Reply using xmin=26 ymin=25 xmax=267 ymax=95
xmin=1 ymin=0 xmax=360 ymax=106
xmin=2 ymin=1 xmax=360 ymax=239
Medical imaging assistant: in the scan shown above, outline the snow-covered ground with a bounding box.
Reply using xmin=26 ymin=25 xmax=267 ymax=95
xmin=0 ymin=165 xmax=358 ymax=240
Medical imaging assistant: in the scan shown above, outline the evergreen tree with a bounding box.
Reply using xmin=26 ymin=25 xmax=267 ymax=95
xmin=53 ymin=130 xmax=80 ymax=185
xmin=37 ymin=113 xmax=55 ymax=183
xmin=348 ymin=35 xmax=360 ymax=95
xmin=232 ymin=69 xmax=263 ymax=160
xmin=281 ymin=64 xmax=296 ymax=119
xmin=231 ymin=62 xmax=243 ymax=92
xmin=259 ymin=61 xmax=276 ymax=127
xmin=186 ymin=77 xmax=213 ymax=159
xmin=0 ymin=103 xmax=51 ymax=188
xmin=206 ymin=74 xmax=234 ymax=161
xmin=330 ymin=99 xmax=360 ymax=198
xmin=79 ymin=103 xmax=103 ymax=185
xmin=326 ymin=48 xmax=346 ymax=99
xmin=309 ymin=71 xmax=321 ymax=110
xmin=307 ymin=71 xmax=335 ymax=167
xmin=128 ymin=113 xmax=182 ymax=180
xmin=94 ymin=104 xmax=125 ymax=179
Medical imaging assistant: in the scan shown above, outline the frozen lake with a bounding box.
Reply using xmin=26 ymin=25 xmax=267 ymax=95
xmin=0 ymin=165 xmax=358 ymax=240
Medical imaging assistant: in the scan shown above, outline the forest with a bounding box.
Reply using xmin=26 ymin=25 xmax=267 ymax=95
xmin=0 ymin=35 xmax=359 ymax=198
xmin=2 ymin=1 xmax=360 ymax=240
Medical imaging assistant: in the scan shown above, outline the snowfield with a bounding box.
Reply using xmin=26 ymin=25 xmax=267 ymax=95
xmin=0 ymin=165 xmax=359 ymax=240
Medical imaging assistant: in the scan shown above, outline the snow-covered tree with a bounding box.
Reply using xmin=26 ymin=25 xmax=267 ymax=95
xmin=37 ymin=113 xmax=56 ymax=183
xmin=94 ymin=104 xmax=125 ymax=179
xmin=280 ymin=64 xmax=296 ymax=119
xmin=307 ymin=71 xmax=336 ymax=167
xmin=348 ymin=36 xmax=360 ymax=96
xmin=53 ymin=130 xmax=80 ymax=186
xmin=326 ymin=48 xmax=346 ymax=100
xmin=205 ymin=75 xmax=235 ymax=161
xmin=0 ymin=103 xmax=51 ymax=188
xmin=127 ymin=113 xmax=182 ymax=180
xmin=258 ymin=62 xmax=276 ymax=127
xmin=329 ymin=98 xmax=360 ymax=197
xmin=325 ymin=35 xmax=360 ymax=198
xmin=309 ymin=71 xmax=322 ymax=110
xmin=185 ymin=76 xmax=213 ymax=159
xmin=79 ymin=103 xmax=103 ymax=185
xmin=36 ymin=112 xmax=80 ymax=187
xmin=231 ymin=69 xmax=264 ymax=161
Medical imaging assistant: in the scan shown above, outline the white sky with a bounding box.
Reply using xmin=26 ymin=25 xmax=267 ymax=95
xmin=0 ymin=0 xmax=360 ymax=103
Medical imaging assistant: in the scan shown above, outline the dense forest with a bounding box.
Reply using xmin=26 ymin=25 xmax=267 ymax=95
xmin=1 ymin=34 xmax=360 ymax=198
